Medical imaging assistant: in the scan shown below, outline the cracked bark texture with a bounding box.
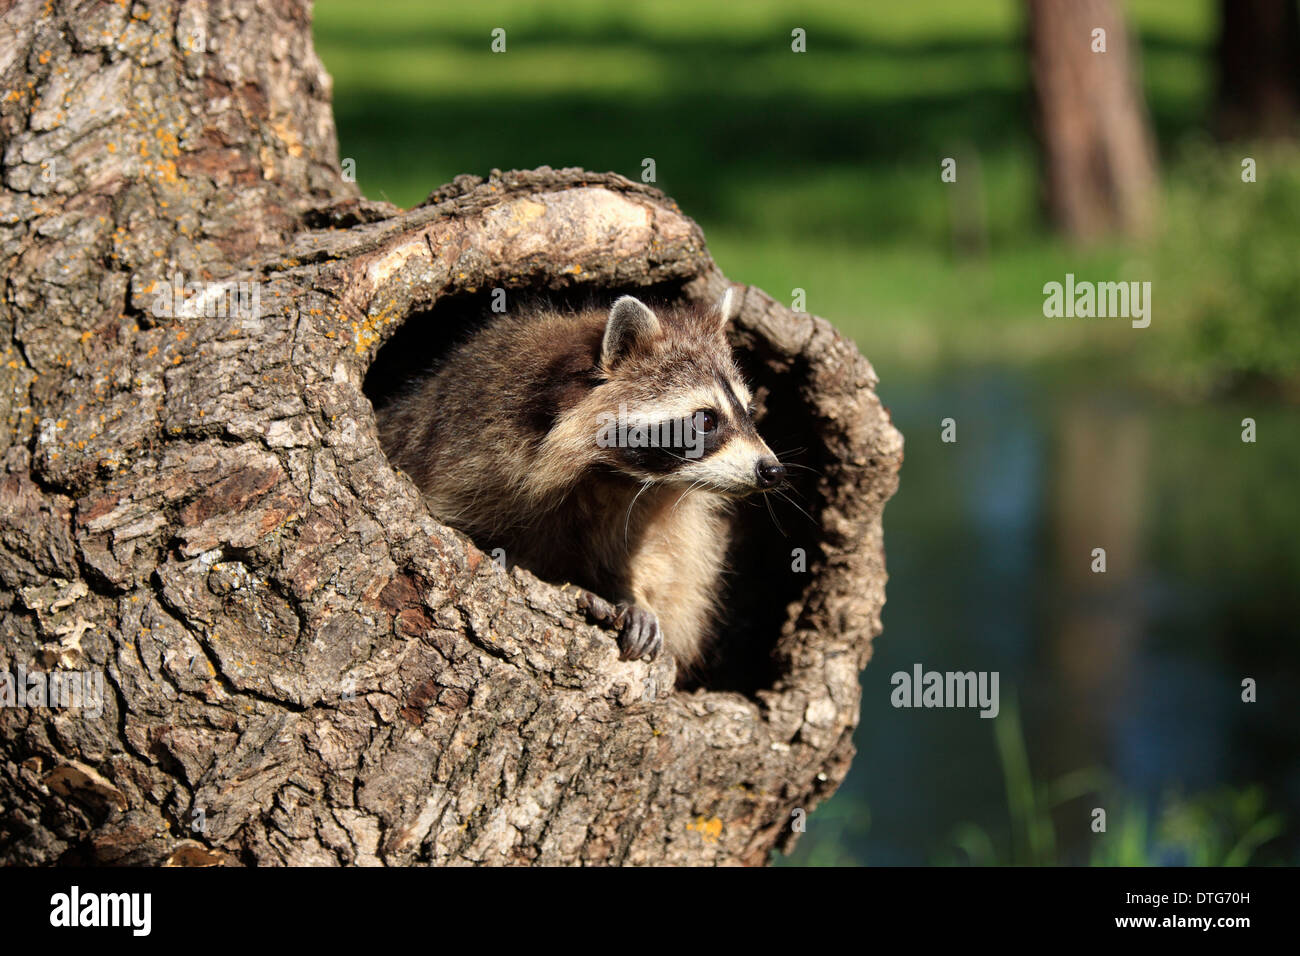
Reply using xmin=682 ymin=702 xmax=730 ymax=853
xmin=0 ymin=0 xmax=903 ymax=866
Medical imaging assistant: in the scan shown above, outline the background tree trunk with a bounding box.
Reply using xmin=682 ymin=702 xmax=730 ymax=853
xmin=0 ymin=0 xmax=901 ymax=865
xmin=1026 ymin=0 xmax=1160 ymax=240
xmin=1215 ymin=0 xmax=1300 ymax=140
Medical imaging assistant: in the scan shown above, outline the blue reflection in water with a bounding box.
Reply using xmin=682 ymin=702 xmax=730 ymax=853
xmin=781 ymin=366 xmax=1300 ymax=866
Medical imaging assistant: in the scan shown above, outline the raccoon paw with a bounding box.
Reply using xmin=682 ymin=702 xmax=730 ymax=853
xmin=616 ymin=604 xmax=662 ymax=662
xmin=575 ymin=590 xmax=662 ymax=661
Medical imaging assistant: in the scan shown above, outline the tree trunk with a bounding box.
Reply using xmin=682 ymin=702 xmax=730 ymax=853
xmin=1215 ymin=0 xmax=1300 ymax=140
xmin=0 ymin=0 xmax=901 ymax=866
xmin=1026 ymin=0 xmax=1160 ymax=240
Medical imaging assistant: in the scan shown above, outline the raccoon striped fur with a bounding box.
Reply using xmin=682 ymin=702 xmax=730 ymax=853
xmin=376 ymin=292 xmax=785 ymax=671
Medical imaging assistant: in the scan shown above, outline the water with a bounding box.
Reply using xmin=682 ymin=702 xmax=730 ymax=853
xmin=784 ymin=365 xmax=1300 ymax=866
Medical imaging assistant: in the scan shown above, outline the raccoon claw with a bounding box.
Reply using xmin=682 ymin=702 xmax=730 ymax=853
xmin=577 ymin=589 xmax=618 ymax=626
xmin=616 ymin=604 xmax=662 ymax=662
xmin=576 ymin=590 xmax=661 ymax=661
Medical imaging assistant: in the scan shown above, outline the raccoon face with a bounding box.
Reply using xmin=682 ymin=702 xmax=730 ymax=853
xmin=593 ymin=295 xmax=785 ymax=496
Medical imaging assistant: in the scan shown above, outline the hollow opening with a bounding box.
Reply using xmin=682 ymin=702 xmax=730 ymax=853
xmin=362 ymin=285 xmax=824 ymax=697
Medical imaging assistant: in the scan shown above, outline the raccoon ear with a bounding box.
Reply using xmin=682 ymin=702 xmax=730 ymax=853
xmin=706 ymin=286 xmax=740 ymax=337
xmin=602 ymin=296 xmax=661 ymax=366
xmin=718 ymin=287 xmax=738 ymax=322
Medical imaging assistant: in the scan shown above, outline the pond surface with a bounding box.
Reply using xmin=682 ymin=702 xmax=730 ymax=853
xmin=783 ymin=365 xmax=1300 ymax=865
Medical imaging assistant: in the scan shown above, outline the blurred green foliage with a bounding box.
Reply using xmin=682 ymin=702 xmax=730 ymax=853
xmin=316 ymin=0 xmax=1300 ymax=387
xmin=776 ymin=693 xmax=1291 ymax=867
xmin=1155 ymin=143 xmax=1300 ymax=394
xmin=941 ymin=697 xmax=1289 ymax=866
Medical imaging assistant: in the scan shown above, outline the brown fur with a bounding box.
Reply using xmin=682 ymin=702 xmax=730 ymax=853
xmin=376 ymin=296 xmax=778 ymax=670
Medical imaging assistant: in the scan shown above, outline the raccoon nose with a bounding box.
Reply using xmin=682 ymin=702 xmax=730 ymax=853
xmin=755 ymin=457 xmax=786 ymax=488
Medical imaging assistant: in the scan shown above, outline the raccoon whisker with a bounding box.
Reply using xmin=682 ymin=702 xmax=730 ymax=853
xmin=772 ymin=487 xmax=817 ymax=525
xmin=762 ymin=489 xmax=786 ymax=536
xmin=778 ymin=461 xmax=822 ymax=476
xmin=656 ymin=448 xmax=702 ymax=464
xmin=624 ymin=478 xmax=653 ymax=545
xmin=777 ymin=481 xmax=814 ymax=505
xmin=771 ymin=446 xmax=807 ymax=458
xmin=671 ymin=478 xmax=708 ymax=514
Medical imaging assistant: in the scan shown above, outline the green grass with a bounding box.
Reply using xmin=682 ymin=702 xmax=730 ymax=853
xmin=314 ymin=0 xmax=1290 ymax=380
xmin=936 ymin=696 xmax=1289 ymax=866
xmin=777 ymin=692 xmax=1292 ymax=866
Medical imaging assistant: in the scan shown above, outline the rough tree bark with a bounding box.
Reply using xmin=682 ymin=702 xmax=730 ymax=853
xmin=0 ymin=0 xmax=901 ymax=865
xmin=1214 ymin=0 xmax=1300 ymax=140
xmin=1026 ymin=0 xmax=1160 ymax=240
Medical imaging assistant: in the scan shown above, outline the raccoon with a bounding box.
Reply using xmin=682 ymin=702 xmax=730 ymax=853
xmin=376 ymin=291 xmax=785 ymax=671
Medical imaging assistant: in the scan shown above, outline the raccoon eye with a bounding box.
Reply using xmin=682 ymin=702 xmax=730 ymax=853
xmin=693 ymin=409 xmax=718 ymax=433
